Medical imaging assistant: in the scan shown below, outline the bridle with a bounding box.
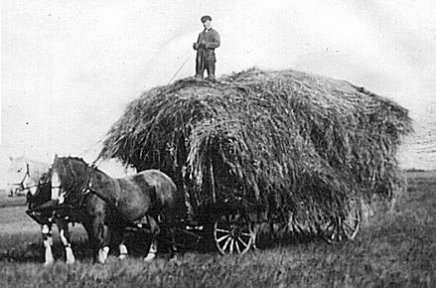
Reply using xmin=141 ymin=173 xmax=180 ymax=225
xmin=9 ymin=163 xmax=36 ymax=193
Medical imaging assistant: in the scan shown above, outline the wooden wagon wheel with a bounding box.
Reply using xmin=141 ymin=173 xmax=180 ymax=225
xmin=213 ymin=213 xmax=254 ymax=255
xmin=321 ymin=200 xmax=361 ymax=244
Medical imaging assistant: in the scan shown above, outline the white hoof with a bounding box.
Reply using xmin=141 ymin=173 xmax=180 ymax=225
xmin=97 ymin=247 xmax=109 ymax=264
xmin=143 ymin=252 xmax=156 ymax=262
xmin=44 ymin=260 xmax=54 ymax=266
xmin=118 ymin=244 xmax=128 ymax=260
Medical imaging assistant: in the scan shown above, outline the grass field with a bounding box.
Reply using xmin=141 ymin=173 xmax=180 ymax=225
xmin=0 ymin=171 xmax=435 ymax=287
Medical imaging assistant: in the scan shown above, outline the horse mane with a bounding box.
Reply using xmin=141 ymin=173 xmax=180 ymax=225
xmin=63 ymin=156 xmax=103 ymax=172
xmin=55 ymin=157 xmax=89 ymax=189
xmin=55 ymin=156 xmax=114 ymax=191
xmin=61 ymin=156 xmax=87 ymax=164
xmin=61 ymin=156 xmax=103 ymax=173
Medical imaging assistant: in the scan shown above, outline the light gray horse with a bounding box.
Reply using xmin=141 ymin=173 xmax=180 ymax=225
xmin=6 ymin=156 xmax=97 ymax=265
xmin=7 ymin=156 xmax=73 ymax=264
xmin=7 ymin=156 xmax=47 ymax=197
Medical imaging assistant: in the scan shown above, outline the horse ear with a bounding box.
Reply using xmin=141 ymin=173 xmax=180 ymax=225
xmin=9 ymin=156 xmax=13 ymax=161
xmin=54 ymin=153 xmax=58 ymax=160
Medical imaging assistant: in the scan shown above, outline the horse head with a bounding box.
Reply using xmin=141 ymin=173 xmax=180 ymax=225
xmin=7 ymin=156 xmax=28 ymax=195
xmin=50 ymin=155 xmax=91 ymax=205
xmin=27 ymin=170 xmax=52 ymax=209
xmin=7 ymin=156 xmax=50 ymax=197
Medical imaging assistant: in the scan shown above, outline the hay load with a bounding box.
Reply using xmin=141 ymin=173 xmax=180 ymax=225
xmin=99 ymin=68 xmax=412 ymax=230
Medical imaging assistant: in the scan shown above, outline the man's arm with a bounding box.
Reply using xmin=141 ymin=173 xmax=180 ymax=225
xmin=193 ymin=33 xmax=201 ymax=50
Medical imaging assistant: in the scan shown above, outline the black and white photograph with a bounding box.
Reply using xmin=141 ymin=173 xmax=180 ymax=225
xmin=1 ymin=0 xmax=435 ymax=287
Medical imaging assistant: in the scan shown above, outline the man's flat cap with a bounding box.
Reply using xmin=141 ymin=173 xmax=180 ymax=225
xmin=201 ymin=15 xmax=212 ymax=22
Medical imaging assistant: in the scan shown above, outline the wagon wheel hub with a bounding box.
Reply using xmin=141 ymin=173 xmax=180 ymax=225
xmin=229 ymin=225 xmax=242 ymax=237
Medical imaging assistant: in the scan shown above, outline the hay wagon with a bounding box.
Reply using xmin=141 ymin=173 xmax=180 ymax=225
xmin=125 ymin=183 xmax=362 ymax=256
xmin=98 ymin=68 xmax=411 ymax=255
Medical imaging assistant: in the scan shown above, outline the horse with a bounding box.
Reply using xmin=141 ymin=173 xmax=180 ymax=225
xmin=46 ymin=155 xmax=146 ymax=264
xmin=6 ymin=156 xmax=77 ymax=265
xmin=7 ymin=156 xmax=129 ymax=264
xmin=50 ymin=155 xmax=186 ymax=262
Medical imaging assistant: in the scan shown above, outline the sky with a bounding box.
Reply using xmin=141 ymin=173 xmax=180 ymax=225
xmin=1 ymin=0 xmax=436 ymax=188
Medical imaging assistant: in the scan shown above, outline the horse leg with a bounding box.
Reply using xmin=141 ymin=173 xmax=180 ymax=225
xmin=144 ymin=237 xmax=157 ymax=262
xmin=166 ymin=213 xmax=178 ymax=260
xmin=82 ymin=220 xmax=99 ymax=262
xmin=143 ymin=215 xmax=159 ymax=261
xmin=116 ymin=229 xmax=128 ymax=260
xmin=167 ymin=225 xmax=178 ymax=260
xmin=108 ymin=223 xmax=128 ymax=260
xmin=55 ymin=218 xmax=75 ymax=264
xmin=41 ymin=223 xmax=54 ymax=265
xmin=92 ymin=215 xmax=109 ymax=264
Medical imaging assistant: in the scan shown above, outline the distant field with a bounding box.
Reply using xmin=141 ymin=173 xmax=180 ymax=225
xmin=0 ymin=193 xmax=27 ymax=208
xmin=0 ymin=170 xmax=435 ymax=287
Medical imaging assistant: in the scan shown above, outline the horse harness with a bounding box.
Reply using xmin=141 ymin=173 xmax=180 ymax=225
xmin=9 ymin=163 xmax=32 ymax=193
xmin=83 ymin=166 xmax=160 ymax=233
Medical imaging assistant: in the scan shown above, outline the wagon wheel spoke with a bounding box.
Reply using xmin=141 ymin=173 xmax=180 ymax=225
xmin=343 ymin=207 xmax=361 ymax=240
xmin=229 ymin=239 xmax=235 ymax=254
xmin=217 ymin=234 xmax=230 ymax=243
xmin=237 ymin=236 xmax=250 ymax=248
xmin=322 ymin=219 xmax=342 ymax=244
xmin=235 ymin=240 xmax=241 ymax=254
xmin=324 ymin=221 xmax=335 ymax=230
xmin=343 ymin=222 xmax=356 ymax=239
xmin=222 ymin=237 xmax=232 ymax=252
xmin=322 ymin=222 xmax=334 ymax=234
xmin=239 ymin=228 xmax=252 ymax=243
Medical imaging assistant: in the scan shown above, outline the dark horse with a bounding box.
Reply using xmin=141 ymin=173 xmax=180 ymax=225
xmin=51 ymin=155 xmax=185 ymax=262
xmin=47 ymin=155 xmax=134 ymax=263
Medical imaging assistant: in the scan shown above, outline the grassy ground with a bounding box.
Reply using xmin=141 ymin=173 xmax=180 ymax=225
xmin=0 ymin=171 xmax=435 ymax=287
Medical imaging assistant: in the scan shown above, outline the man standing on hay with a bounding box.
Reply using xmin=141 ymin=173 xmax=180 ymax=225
xmin=193 ymin=15 xmax=220 ymax=81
